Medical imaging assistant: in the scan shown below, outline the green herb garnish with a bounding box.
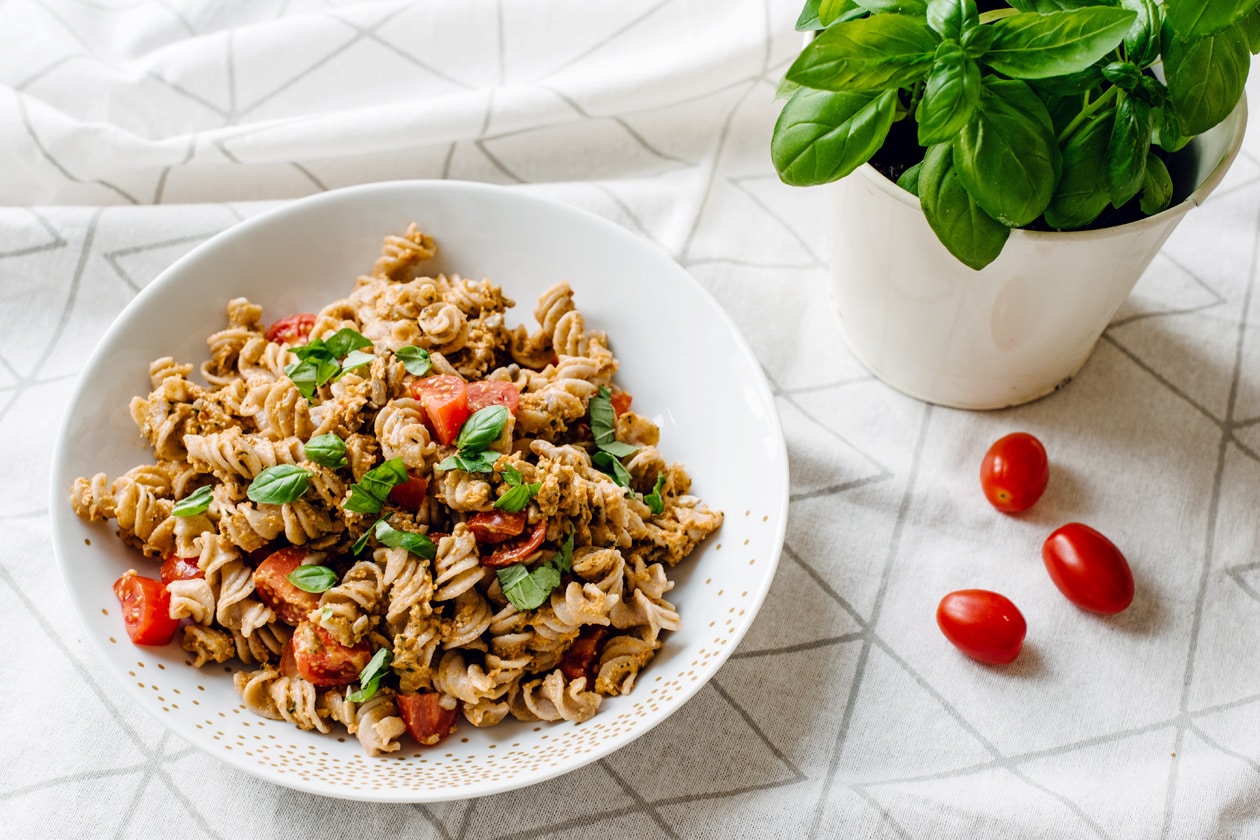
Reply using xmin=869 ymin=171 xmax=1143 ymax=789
xmin=372 ymin=519 xmax=437 ymax=559
xmin=643 ymin=473 xmax=667 ymax=516
xmin=494 ymin=464 xmax=541 ymax=513
xmin=497 ymin=530 xmax=574 ymax=611
xmin=435 ymin=405 xmax=510 ymax=474
xmin=286 ymin=564 xmax=339 ymax=593
xmin=348 ymin=648 xmax=392 ymax=703
xmin=589 ymin=386 xmax=638 ymax=486
xmin=246 ymin=464 xmax=311 ymax=505
xmin=343 ymin=458 xmax=409 ymax=515
xmin=305 ymin=433 xmax=348 ymax=469
xmin=283 ymin=328 xmax=374 ymax=401
xmin=395 ymin=345 xmax=432 ymax=376
xmin=172 ymin=484 xmax=214 ymax=517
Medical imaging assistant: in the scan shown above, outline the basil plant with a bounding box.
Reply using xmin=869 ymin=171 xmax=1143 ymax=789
xmin=772 ymin=0 xmax=1259 ymax=269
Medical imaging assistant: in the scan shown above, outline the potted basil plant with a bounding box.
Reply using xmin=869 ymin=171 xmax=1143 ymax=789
xmin=773 ymin=0 xmax=1253 ymax=409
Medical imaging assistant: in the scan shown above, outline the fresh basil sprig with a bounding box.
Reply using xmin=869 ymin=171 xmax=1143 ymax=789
xmin=494 ymin=464 xmax=541 ymax=513
xmin=172 ymin=484 xmax=214 ymax=517
xmin=348 ymin=648 xmax=392 ymax=703
xmin=435 ymin=405 xmax=510 ymax=474
xmin=588 ymin=386 xmax=639 ymax=487
xmin=284 ymin=328 xmax=375 ymax=401
xmin=287 ymin=564 xmax=339 ymax=593
xmin=497 ymin=530 xmax=574 ymax=611
xmin=643 ymin=473 xmax=667 ymax=516
xmin=305 ymin=433 xmax=348 ymax=469
xmin=246 ymin=464 xmax=311 ymax=505
xmin=395 ymin=345 xmax=432 ymax=376
xmin=343 ymin=458 xmax=409 ymax=515
xmin=370 ymin=518 xmax=437 ymax=559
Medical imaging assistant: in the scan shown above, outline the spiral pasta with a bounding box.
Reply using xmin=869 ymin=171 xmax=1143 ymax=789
xmin=71 ymin=224 xmax=722 ymax=755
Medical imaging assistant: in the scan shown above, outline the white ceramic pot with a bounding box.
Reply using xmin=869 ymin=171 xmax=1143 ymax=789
xmin=826 ymin=100 xmax=1248 ymax=410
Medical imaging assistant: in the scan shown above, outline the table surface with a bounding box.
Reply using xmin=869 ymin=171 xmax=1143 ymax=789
xmin=5 ymin=2 xmax=1260 ymax=838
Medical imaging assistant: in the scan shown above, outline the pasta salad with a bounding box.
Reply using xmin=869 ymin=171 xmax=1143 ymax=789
xmin=70 ymin=224 xmax=723 ymax=755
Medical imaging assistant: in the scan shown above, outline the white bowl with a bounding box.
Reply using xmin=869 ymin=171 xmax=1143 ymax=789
xmin=49 ymin=180 xmax=788 ymax=802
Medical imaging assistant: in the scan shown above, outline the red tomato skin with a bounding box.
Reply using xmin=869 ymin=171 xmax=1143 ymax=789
xmin=387 ymin=473 xmax=429 ymax=511
xmin=290 ymin=621 xmax=372 ymax=687
xmin=253 ymin=547 xmax=321 ymax=626
xmin=610 ymin=389 xmax=633 ymax=418
xmin=160 ymin=554 xmax=203 ymax=585
xmin=466 ymin=380 xmax=520 ymax=415
xmin=409 ymin=375 xmax=471 ymax=445
xmin=113 ymin=571 xmax=179 ymax=646
xmin=396 ymin=692 xmax=460 ymax=746
xmin=1042 ymin=523 xmax=1134 ymax=614
xmin=980 ymin=433 xmax=1049 ymax=514
xmin=936 ymin=589 xmax=1027 ymax=665
xmin=466 ymin=510 xmax=528 ymax=544
xmin=559 ymin=625 xmax=609 ymax=683
xmin=265 ymin=313 xmax=316 ymax=346
xmin=480 ymin=519 xmax=548 ymax=568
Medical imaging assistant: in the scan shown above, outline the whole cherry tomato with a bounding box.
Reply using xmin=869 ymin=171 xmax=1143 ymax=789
xmin=1042 ymin=523 xmax=1134 ymax=614
xmin=980 ymin=432 xmax=1049 ymax=513
xmin=936 ymin=589 xmax=1027 ymax=664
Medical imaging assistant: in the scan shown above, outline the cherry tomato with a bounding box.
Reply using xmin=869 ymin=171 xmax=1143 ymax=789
xmin=409 ymin=375 xmax=471 ymax=445
xmin=112 ymin=571 xmax=179 ymax=646
xmin=936 ymin=589 xmax=1026 ymax=665
xmin=1042 ymin=523 xmax=1134 ymax=614
xmin=265 ymin=313 xmax=316 ymax=346
xmin=290 ymin=621 xmax=372 ymax=687
xmin=159 ymin=554 xmax=203 ymax=585
xmin=610 ymin=389 xmax=633 ymax=418
xmin=278 ymin=635 xmax=300 ymax=679
xmin=480 ymin=519 xmax=548 ymax=568
xmin=559 ymin=625 xmax=609 ymax=683
xmin=466 ymin=510 xmax=527 ymax=544
xmin=253 ymin=546 xmax=320 ymax=625
xmin=466 ymin=380 xmax=520 ymax=415
xmin=387 ymin=472 xmax=429 ymax=511
xmin=980 ymin=432 xmax=1049 ymax=513
xmin=396 ymin=692 xmax=460 ymax=746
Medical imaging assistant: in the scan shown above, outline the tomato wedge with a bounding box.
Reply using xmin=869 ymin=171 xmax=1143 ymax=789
xmin=467 ymin=510 xmax=527 ymax=544
xmin=466 ymin=380 xmax=520 ymax=414
xmin=113 ymin=571 xmax=179 ymax=646
xmin=610 ymin=389 xmax=633 ymax=417
xmin=387 ymin=472 xmax=430 ymax=511
xmin=396 ymin=692 xmax=460 ymax=746
xmin=409 ymin=375 xmax=471 ymax=446
xmin=159 ymin=554 xmax=203 ymax=585
xmin=480 ymin=519 xmax=548 ymax=568
xmin=253 ymin=546 xmax=321 ymax=626
xmin=290 ymin=621 xmax=372 ymax=687
xmin=265 ymin=313 xmax=316 ymax=346
xmin=559 ymin=625 xmax=609 ymax=683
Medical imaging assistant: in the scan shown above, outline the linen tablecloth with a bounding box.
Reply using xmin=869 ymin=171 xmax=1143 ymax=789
xmin=6 ymin=1 xmax=1260 ymax=837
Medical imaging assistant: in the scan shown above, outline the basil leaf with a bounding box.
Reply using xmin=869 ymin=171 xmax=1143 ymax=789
xmin=172 ymin=484 xmax=214 ymax=517
xmin=305 ymin=433 xmax=347 ymax=469
xmin=643 ymin=473 xmax=667 ymax=516
xmin=494 ymin=482 xmax=538 ymax=513
xmin=498 ymin=564 xmax=550 ymax=611
xmin=851 ymin=0 xmax=928 ymax=15
xmin=347 ymin=648 xmax=392 ymax=703
xmin=456 ymin=405 xmax=509 ymax=452
xmin=373 ymin=519 xmax=437 ymax=560
xmin=343 ymin=458 xmax=409 ymax=514
xmin=395 ymin=345 xmax=432 ymax=376
xmin=501 ymin=464 xmax=524 ymax=486
xmin=796 ymin=0 xmax=824 ymax=30
xmin=589 ymin=387 xmax=640 ymax=458
xmin=786 ymin=14 xmax=937 ymax=93
xmin=323 ymin=328 xmax=372 ymax=360
xmin=1043 ymin=111 xmax=1114 ymax=229
xmin=897 ymin=161 xmax=923 ymax=195
xmin=954 ymin=78 xmax=1059 ymax=228
xmin=982 ymin=8 xmax=1136 ymax=79
xmin=772 ymin=86 xmax=900 ymax=188
xmin=1164 ymin=22 xmax=1250 ymax=135
xmin=338 ymin=349 xmax=374 ymax=377
xmin=553 ymin=529 xmax=575 ymax=574
xmin=287 ymin=564 xmax=339 ymax=593
xmin=351 ymin=519 xmax=383 ymax=554
xmin=436 ymin=450 xmax=500 ymax=473
xmin=1139 ymin=151 xmax=1174 ymax=215
xmin=1121 ymin=0 xmax=1162 ymax=68
xmin=915 ymin=44 xmax=981 ymax=146
xmin=1165 ymin=0 xmax=1254 ymax=40
xmin=289 ymin=337 xmax=329 ymax=362
xmin=246 ymin=464 xmax=311 ymax=505
xmin=344 ymin=484 xmax=385 ymax=515
xmin=284 ymin=358 xmax=323 ymax=401
xmin=1106 ymin=94 xmax=1151 ymax=208
xmin=919 ymin=141 xmax=1011 ymax=270
xmin=927 ymin=0 xmax=978 ymax=40
xmin=592 ymin=450 xmax=634 ymax=487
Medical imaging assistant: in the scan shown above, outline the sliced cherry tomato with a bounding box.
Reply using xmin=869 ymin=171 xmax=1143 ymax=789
xmin=1042 ymin=523 xmax=1134 ymax=614
xmin=559 ymin=625 xmax=610 ymax=683
xmin=466 ymin=380 xmax=520 ymax=415
xmin=265 ymin=313 xmax=316 ymax=346
xmin=480 ymin=519 xmax=548 ymax=568
xmin=936 ymin=589 xmax=1026 ymax=665
xmin=113 ymin=571 xmax=179 ymax=646
xmin=278 ymin=635 xmax=300 ymax=679
xmin=467 ymin=510 xmax=527 ymax=544
xmin=980 ymin=432 xmax=1049 ymax=513
xmin=610 ymin=389 xmax=633 ymax=418
xmin=409 ymin=375 xmax=471 ymax=445
xmin=290 ymin=621 xmax=372 ymax=687
xmin=159 ymin=554 xmax=203 ymax=585
xmin=253 ymin=546 xmax=321 ymax=626
xmin=396 ymin=692 xmax=460 ymax=746
xmin=387 ymin=472 xmax=430 ymax=511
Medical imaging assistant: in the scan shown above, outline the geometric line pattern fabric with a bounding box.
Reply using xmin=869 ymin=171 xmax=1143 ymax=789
xmin=4 ymin=2 xmax=1260 ymax=837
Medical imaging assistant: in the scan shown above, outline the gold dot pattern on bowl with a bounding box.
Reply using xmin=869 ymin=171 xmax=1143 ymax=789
xmin=114 ymin=511 xmax=774 ymax=794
